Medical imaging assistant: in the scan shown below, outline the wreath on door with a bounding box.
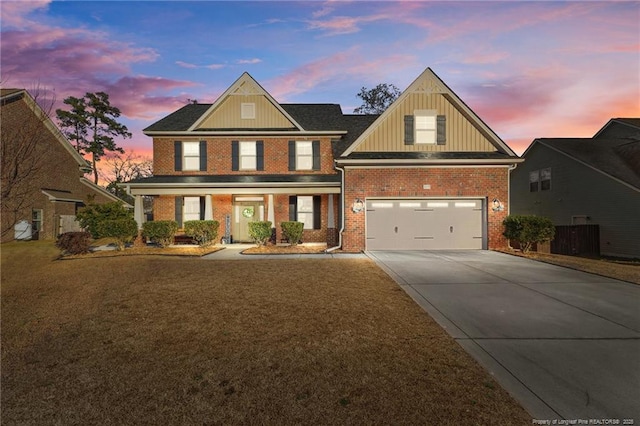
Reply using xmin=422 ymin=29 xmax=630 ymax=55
xmin=242 ymin=207 xmax=254 ymax=218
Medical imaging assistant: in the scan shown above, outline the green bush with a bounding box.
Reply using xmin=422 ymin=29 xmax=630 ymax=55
xmin=56 ymin=231 xmax=92 ymax=255
xmin=97 ymin=218 xmax=139 ymax=251
xmin=281 ymin=221 xmax=304 ymax=246
xmin=142 ymin=220 xmax=178 ymax=248
xmin=248 ymin=221 xmax=272 ymax=246
xmin=184 ymin=220 xmax=220 ymax=247
xmin=503 ymin=215 xmax=555 ymax=253
xmin=76 ymin=201 xmax=132 ymax=239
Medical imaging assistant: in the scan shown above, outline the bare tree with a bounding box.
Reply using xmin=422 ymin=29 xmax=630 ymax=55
xmin=99 ymin=151 xmax=153 ymax=205
xmin=1 ymin=87 xmax=59 ymax=239
xmin=353 ymin=83 xmax=401 ymax=114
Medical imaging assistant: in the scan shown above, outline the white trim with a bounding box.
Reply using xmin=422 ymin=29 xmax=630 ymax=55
xmin=337 ymin=159 xmax=523 ymax=167
xmin=188 ymin=72 xmax=304 ymax=131
xmin=129 ymin=187 xmax=340 ymax=196
xmin=143 ymin=130 xmax=346 ymax=137
xmin=41 ymin=190 xmax=83 ymax=203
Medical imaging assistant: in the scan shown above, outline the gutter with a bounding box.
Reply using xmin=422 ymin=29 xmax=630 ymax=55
xmin=325 ymin=164 xmax=345 ymax=253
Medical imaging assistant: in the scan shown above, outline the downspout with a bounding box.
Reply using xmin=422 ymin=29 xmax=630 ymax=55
xmin=325 ymin=164 xmax=345 ymax=253
xmin=506 ymin=162 xmax=518 ymax=249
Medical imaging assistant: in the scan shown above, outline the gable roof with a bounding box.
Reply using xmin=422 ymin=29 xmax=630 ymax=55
xmin=531 ymin=137 xmax=640 ymax=190
xmin=189 ymin=72 xmax=303 ymax=131
xmin=1 ymin=89 xmax=91 ymax=171
xmin=341 ymin=67 xmax=517 ymax=157
xmin=593 ymin=117 xmax=640 ymax=140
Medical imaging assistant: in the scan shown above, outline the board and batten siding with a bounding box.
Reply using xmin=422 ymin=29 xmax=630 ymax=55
xmin=354 ymin=92 xmax=497 ymax=153
xmin=510 ymin=144 xmax=640 ymax=258
xmin=196 ymin=95 xmax=295 ymax=130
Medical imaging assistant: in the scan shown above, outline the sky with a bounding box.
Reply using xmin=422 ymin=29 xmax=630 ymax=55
xmin=2 ymin=0 xmax=639 ymax=165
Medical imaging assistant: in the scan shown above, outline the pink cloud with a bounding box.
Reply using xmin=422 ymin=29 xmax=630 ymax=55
xmin=236 ymin=58 xmax=262 ymax=65
xmin=306 ymin=12 xmax=392 ymax=36
xmin=265 ymin=48 xmax=417 ymax=101
xmin=0 ymin=0 xmax=51 ymax=28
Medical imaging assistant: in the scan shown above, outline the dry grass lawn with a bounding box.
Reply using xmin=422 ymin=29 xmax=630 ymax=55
xmin=1 ymin=241 xmax=531 ymax=425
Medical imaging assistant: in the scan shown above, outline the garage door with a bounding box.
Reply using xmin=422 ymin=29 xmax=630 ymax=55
xmin=366 ymin=199 xmax=484 ymax=250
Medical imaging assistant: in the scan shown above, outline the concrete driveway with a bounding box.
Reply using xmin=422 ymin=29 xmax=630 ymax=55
xmin=368 ymin=250 xmax=640 ymax=421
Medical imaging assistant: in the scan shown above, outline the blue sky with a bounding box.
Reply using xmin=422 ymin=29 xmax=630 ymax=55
xmin=2 ymin=0 xmax=639 ymax=160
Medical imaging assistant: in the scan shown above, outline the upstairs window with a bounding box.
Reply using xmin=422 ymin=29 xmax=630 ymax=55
xmin=415 ymin=110 xmax=437 ymax=144
xmin=232 ymin=140 xmax=264 ymax=171
xmin=529 ymin=170 xmax=539 ymax=192
xmin=288 ymin=140 xmax=320 ymax=171
xmin=240 ymin=141 xmax=256 ymax=170
xmin=183 ymin=142 xmax=200 ymax=170
xmin=540 ymin=168 xmax=551 ymax=191
xmin=404 ymin=112 xmax=446 ymax=145
xmin=174 ymin=141 xmax=207 ymax=171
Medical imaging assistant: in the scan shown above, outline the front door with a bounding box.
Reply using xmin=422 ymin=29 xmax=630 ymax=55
xmin=232 ymin=198 xmax=265 ymax=242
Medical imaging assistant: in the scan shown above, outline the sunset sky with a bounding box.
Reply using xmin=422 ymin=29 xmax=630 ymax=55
xmin=2 ymin=0 xmax=639 ymax=161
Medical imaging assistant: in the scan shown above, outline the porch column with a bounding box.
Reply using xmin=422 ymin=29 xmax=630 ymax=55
xmin=134 ymin=195 xmax=145 ymax=229
xmin=267 ymin=194 xmax=275 ymax=224
xmin=204 ymin=194 xmax=213 ymax=220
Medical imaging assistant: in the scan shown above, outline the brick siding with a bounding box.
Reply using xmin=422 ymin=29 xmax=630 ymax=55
xmin=340 ymin=167 xmax=510 ymax=252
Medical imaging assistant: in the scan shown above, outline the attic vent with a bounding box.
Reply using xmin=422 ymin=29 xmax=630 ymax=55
xmin=241 ymin=103 xmax=255 ymax=119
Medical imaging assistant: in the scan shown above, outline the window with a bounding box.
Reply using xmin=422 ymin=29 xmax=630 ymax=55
xmin=288 ymin=141 xmax=320 ymax=171
xmin=174 ymin=141 xmax=207 ymax=171
xmin=241 ymin=103 xmax=255 ymax=119
xmin=297 ymin=196 xmax=314 ymax=230
xmin=183 ymin=142 xmax=200 ymax=170
xmin=415 ymin=110 xmax=437 ymax=144
xmin=32 ymin=209 xmax=42 ymax=233
xmin=183 ymin=197 xmax=201 ymax=222
xmin=232 ymin=141 xmax=263 ymax=171
xmin=529 ymin=170 xmax=539 ymax=192
xmin=540 ymin=168 xmax=551 ymax=191
xmin=289 ymin=195 xmax=321 ymax=230
xmin=296 ymin=141 xmax=313 ymax=170
xmin=240 ymin=141 xmax=256 ymax=170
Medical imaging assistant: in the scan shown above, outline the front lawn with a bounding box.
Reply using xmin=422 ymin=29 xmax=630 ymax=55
xmin=1 ymin=241 xmax=530 ymax=424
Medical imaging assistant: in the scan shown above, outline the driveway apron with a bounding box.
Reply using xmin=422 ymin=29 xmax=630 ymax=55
xmin=368 ymin=250 xmax=640 ymax=421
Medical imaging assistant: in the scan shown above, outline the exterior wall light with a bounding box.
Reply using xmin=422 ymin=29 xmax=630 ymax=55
xmin=352 ymin=198 xmax=365 ymax=213
xmin=492 ymin=198 xmax=504 ymax=212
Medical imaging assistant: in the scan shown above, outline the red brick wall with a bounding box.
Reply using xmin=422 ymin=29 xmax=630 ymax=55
xmin=340 ymin=167 xmax=510 ymax=252
xmin=153 ymin=137 xmax=337 ymax=175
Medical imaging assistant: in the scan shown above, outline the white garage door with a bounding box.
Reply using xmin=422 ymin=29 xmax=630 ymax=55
xmin=366 ymin=199 xmax=485 ymax=250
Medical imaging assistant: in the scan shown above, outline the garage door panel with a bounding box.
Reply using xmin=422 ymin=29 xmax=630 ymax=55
xmin=366 ymin=199 xmax=484 ymax=250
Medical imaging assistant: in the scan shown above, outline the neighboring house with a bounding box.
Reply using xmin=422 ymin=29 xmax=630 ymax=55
xmin=124 ymin=68 xmax=522 ymax=251
xmin=1 ymin=89 xmax=125 ymax=242
xmin=511 ymin=118 xmax=640 ymax=258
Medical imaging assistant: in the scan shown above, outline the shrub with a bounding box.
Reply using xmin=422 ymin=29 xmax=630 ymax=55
xmin=56 ymin=232 xmax=92 ymax=255
xmin=248 ymin=221 xmax=272 ymax=246
xmin=76 ymin=201 xmax=132 ymax=239
xmin=503 ymin=215 xmax=555 ymax=253
xmin=184 ymin=220 xmax=220 ymax=247
xmin=142 ymin=220 xmax=178 ymax=248
xmin=281 ymin=221 xmax=304 ymax=246
xmin=97 ymin=218 xmax=139 ymax=251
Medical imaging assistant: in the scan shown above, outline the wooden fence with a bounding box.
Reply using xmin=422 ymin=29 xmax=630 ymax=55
xmin=550 ymin=224 xmax=600 ymax=256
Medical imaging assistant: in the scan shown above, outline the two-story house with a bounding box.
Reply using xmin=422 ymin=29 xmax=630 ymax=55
xmin=511 ymin=118 xmax=640 ymax=258
xmin=1 ymin=89 xmax=125 ymax=242
xmin=125 ymin=68 xmax=522 ymax=252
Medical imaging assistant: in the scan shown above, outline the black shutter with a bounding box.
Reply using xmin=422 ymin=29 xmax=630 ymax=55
xmin=404 ymin=115 xmax=414 ymax=145
xmin=174 ymin=141 xmax=182 ymax=171
xmin=312 ymin=140 xmax=320 ymax=170
xmin=231 ymin=141 xmax=239 ymax=171
xmin=288 ymin=141 xmax=296 ymax=171
xmin=436 ymin=115 xmax=446 ymax=145
xmin=256 ymin=140 xmax=264 ymax=171
xmin=313 ymin=195 xmax=321 ymax=229
xmin=199 ymin=141 xmax=207 ymax=171
xmin=289 ymin=196 xmax=297 ymax=221
xmin=175 ymin=196 xmax=183 ymax=227
xmin=199 ymin=196 xmax=206 ymax=220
